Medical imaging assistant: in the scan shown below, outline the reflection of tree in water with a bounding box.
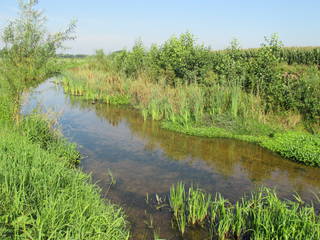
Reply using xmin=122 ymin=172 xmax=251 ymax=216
xmin=69 ymin=96 xmax=320 ymax=199
xmin=69 ymin=97 xmax=123 ymax=126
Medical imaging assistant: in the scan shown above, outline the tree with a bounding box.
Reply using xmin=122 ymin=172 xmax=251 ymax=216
xmin=0 ymin=0 xmax=76 ymax=93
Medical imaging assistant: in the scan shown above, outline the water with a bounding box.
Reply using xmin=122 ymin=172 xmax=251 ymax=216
xmin=23 ymin=80 xmax=320 ymax=239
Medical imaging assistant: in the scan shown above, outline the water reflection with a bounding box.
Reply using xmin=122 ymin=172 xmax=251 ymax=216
xmin=73 ymin=99 xmax=320 ymax=198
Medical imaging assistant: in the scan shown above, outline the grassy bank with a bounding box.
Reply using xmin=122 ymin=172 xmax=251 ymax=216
xmin=61 ymin=33 xmax=320 ymax=167
xmin=164 ymin=182 xmax=320 ymax=239
xmin=0 ymin=81 xmax=130 ymax=239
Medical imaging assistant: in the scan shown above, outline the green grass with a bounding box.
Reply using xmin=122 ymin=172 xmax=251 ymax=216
xmin=18 ymin=113 xmax=80 ymax=166
xmin=168 ymin=182 xmax=320 ymax=239
xmin=0 ymin=126 xmax=129 ymax=239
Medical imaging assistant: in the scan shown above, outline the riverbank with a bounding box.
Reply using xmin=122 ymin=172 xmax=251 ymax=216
xmin=59 ymin=32 xmax=320 ymax=167
xmin=0 ymin=78 xmax=130 ymax=239
xmin=61 ymin=64 xmax=320 ymax=167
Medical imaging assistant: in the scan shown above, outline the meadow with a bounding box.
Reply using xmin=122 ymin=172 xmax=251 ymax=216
xmin=61 ymin=32 xmax=320 ymax=166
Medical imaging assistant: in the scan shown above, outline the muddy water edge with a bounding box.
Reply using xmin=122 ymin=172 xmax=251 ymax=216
xmin=22 ymin=79 xmax=320 ymax=240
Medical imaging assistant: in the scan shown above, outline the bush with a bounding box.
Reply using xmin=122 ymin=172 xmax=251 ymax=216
xmin=156 ymin=32 xmax=211 ymax=85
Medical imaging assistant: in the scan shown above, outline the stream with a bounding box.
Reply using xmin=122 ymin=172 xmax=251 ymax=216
xmin=22 ymin=79 xmax=320 ymax=239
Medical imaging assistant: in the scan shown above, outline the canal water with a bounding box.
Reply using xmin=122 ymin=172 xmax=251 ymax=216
xmin=23 ymin=80 xmax=320 ymax=239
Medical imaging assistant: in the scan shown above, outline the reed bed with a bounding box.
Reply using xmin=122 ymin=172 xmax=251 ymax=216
xmin=62 ymin=66 xmax=264 ymax=127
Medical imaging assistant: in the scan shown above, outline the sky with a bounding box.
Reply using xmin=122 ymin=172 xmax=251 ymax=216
xmin=0 ymin=0 xmax=319 ymax=54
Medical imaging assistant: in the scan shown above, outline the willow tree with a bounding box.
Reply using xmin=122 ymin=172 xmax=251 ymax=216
xmin=0 ymin=0 xmax=76 ymax=93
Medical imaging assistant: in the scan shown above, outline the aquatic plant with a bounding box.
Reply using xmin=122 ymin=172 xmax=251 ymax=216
xmin=162 ymin=122 xmax=320 ymax=167
xmin=169 ymin=182 xmax=187 ymax=235
xmin=187 ymin=186 xmax=211 ymax=226
xmin=166 ymin=183 xmax=320 ymax=239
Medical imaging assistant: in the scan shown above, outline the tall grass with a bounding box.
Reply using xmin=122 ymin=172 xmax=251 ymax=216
xmin=62 ymin=68 xmax=131 ymax=104
xmin=187 ymin=186 xmax=211 ymax=226
xmin=62 ymin=66 xmax=263 ymax=126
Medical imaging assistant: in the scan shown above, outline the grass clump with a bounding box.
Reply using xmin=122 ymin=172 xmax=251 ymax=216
xmin=187 ymin=186 xmax=211 ymax=226
xmin=19 ymin=113 xmax=80 ymax=165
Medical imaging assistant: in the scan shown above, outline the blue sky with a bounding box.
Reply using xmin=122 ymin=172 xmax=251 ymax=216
xmin=0 ymin=0 xmax=319 ymax=54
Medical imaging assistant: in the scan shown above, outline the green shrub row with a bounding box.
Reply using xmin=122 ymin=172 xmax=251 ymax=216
xmin=216 ymin=46 xmax=320 ymax=65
